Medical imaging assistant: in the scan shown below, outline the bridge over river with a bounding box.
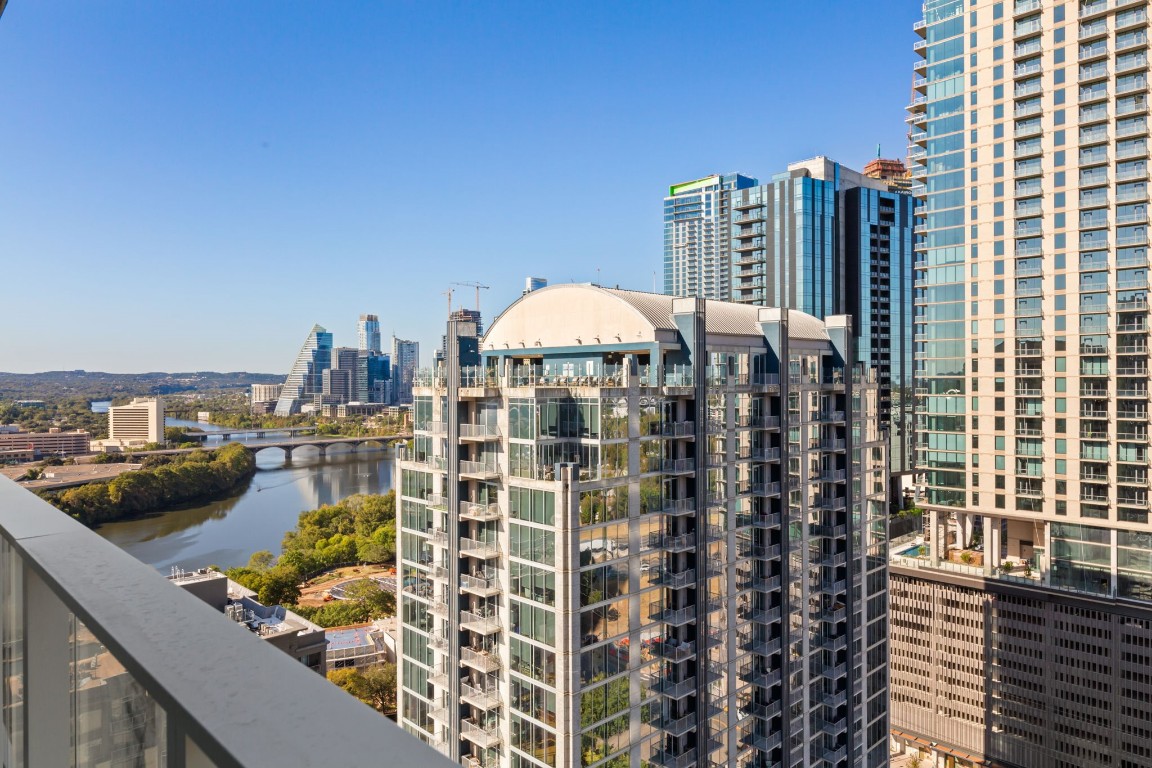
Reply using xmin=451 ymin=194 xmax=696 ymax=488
xmin=137 ymin=434 xmax=413 ymax=459
xmin=182 ymin=425 xmax=319 ymax=441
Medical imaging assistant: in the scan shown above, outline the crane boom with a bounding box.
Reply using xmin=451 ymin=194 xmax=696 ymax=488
xmin=451 ymin=281 xmax=491 ymax=313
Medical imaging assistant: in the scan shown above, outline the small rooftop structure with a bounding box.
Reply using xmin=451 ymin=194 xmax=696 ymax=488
xmin=325 ymin=618 xmax=396 ymax=670
xmin=169 ymin=567 xmax=328 ymax=674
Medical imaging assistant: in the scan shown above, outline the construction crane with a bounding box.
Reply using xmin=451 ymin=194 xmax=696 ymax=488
xmin=451 ymin=281 xmax=490 ymax=314
xmin=442 ymin=288 xmax=454 ymax=317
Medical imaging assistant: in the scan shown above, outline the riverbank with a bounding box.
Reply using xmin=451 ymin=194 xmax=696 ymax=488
xmin=98 ymin=451 xmax=395 ymax=573
xmin=43 ymin=443 xmax=256 ymax=527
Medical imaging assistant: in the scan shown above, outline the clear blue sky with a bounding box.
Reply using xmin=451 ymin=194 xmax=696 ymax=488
xmin=0 ymin=1 xmax=918 ymax=374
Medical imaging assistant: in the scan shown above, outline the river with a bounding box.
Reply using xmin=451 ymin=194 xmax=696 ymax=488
xmin=95 ymin=418 xmax=394 ymax=573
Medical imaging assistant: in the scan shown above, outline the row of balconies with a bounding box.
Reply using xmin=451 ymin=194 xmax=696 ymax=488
xmin=1077 ymin=31 xmax=1149 ymax=65
xmin=1080 ymin=0 xmax=1149 ymax=21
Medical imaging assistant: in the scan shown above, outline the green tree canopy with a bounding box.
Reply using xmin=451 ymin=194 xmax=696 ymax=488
xmin=327 ymin=664 xmax=397 ymax=713
xmin=49 ymin=443 xmax=256 ymax=526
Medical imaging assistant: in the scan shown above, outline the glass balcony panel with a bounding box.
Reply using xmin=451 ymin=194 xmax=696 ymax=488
xmin=71 ymin=614 xmax=167 ymax=768
xmin=2 ymin=540 xmax=24 ymax=768
xmin=1 ymin=480 xmax=452 ymax=768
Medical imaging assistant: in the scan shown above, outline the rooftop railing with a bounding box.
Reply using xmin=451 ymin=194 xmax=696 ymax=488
xmin=0 ymin=478 xmax=452 ymax=768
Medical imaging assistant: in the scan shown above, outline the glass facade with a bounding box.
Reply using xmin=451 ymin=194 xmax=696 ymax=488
xmin=273 ymin=324 xmax=334 ymax=416
xmin=913 ymin=0 xmax=968 ymax=512
xmin=726 ymin=158 xmax=918 ymax=492
xmin=664 ymin=173 xmax=758 ymax=301
xmin=911 ymin=0 xmax=1152 ymax=594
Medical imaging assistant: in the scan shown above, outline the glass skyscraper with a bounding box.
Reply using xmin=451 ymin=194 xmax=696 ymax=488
xmin=726 ymin=158 xmax=917 ymax=481
xmin=669 ymin=158 xmax=917 ymax=495
xmin=393 ymin=337 xmax=421 ymax=405
xmin=664 ymin=173 xmax=757 ymax=300
xmin=360 ymin=313 xmax=383 ymax=354
xmin=274 ymin=324 xmax=333 ymax=416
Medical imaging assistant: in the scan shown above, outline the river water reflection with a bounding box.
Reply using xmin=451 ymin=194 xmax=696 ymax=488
xmin=96 ymin=445 xmax=394 ymax=573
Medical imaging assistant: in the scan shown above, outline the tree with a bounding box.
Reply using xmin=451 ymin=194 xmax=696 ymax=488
xmin=248 ymin=550 xmax=276 ymax=572
xmin=359 ymin=664 xmax=397 ymax=712
xmin=256 ymin=565 xmax=301 ymax=606
xmin=225 ymin=567 xmax=264 ymax=593
xmin=47 ymin=442 xmax=255 ymax=526
xmin=327 ymin=668 xmax=364 ymax=697
xmin=327 ymin=664 xmax=397 ymax=713
xmin=164 ymin=427 xmax=201 ymax=444
xmin=342 ymin=579 xmax=396 ymax=619
xmin=279 ymin=491 xmax=397 ymax=573
xmin=296 ymin=599 xmax=371 ymax=627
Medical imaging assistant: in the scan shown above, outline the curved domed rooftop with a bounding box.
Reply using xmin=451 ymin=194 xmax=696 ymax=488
xmin=482 ymin=283 xmax=831 ymax=351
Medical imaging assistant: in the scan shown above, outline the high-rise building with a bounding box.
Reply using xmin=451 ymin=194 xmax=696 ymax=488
xmin=891 ymin=4 xmax=1152 ymax=767
xmin=251 ymin=384 xmax=282 ymax=404
xmin=358 ymin=351 xmax=390 ymax=404
xmin=109 ymin=398 xmax=164 ymax=444
xmin=91 ymin=397 xmax=165 ymax=451
xmin=664 ymin=173 xmax=758 ymax=300
xmin=862 ymin=157 xmax=915 ymax=193
xmin=395 ymin=284 xmax=891 ymax=768
xmin=441 ymin=309 xmax=482 ymax=368
xmin=359 ymin=314 xmax=382 ymax=354
xmin=274 ymin=325 xmax=334 ymax=416
xmin=318 ymin=345 xmax=391 ymax=407
xmin=392 ymin=337 xmax=420 ymax=406
xmin=321 ymin=347 xmax=361 ymax=406
xmin=678 ymin=158 xmax=917 ymax=492
xmin=251 ymin=383 xmax=283 ymax=414
xmin=524 ymin=276 xmax=548 ymax=295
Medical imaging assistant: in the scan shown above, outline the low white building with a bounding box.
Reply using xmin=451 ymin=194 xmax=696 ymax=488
xmin=326 ymin=618 xmax=395 ymax=671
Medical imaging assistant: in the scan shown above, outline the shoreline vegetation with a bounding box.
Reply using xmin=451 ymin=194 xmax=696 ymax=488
xmin=225 ymin=491 xmax=398 ymax=629
xmin=43 ymin=443 xmax=256 ymax=527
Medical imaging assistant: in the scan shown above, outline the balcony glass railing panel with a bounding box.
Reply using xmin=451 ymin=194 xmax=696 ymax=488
xmin=72 ymin=615 xmax=168 ymax=768
xmin=2 ymin=539 xmax=23 ymax=768
xmin=0 ymin=479 xmax=452 ymax=768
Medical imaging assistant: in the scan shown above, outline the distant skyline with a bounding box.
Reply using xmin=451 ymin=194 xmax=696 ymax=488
xmin=0 ymin=1 xmax=918 ymax=373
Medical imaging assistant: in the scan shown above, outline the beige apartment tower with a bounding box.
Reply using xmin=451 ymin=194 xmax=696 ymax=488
xmin=895 ymin=2 xmax=1152 ymax=767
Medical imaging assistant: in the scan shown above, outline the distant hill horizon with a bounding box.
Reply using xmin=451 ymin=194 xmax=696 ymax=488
xmin=0 ymin=370 xmax=282 ymax=377
xmin=0 ymin=370 xmax=284 ymax=400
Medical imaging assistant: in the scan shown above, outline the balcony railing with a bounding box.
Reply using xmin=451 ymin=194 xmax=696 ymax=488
xmin=460 ymin=680 xmax=502 ymax=711
xmin=460 ymin=501 xmax=501 ymax=522
xmin=459 ymin=423 xmax=501 ymax=440
xmin=459 ymin=460 xmax=501 ymax=479
xmin=0 ymin=478 xmax=452 ymax=768
xmin=460 ymin=538 xmax=501 ymax=559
